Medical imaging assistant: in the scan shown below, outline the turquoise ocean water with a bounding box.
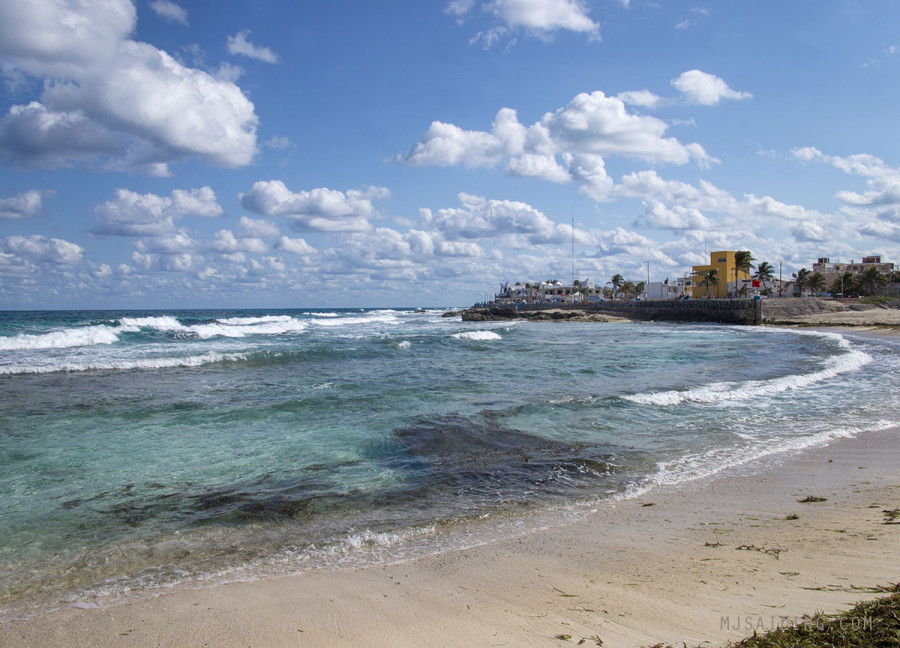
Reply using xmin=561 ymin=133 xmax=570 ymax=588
xmin=1 ymin=308 xmax=898 ymax=619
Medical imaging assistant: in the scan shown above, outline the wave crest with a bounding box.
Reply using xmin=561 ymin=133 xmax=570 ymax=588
xmin=0 ymin=351 xmax=246 ymax=375
xmin=623 ymin=335 xmax=870 ymax=407
xmin=451 ymin=331 xmax=502 ymax=341
xmin=119 ymin=316 xmax=307 ymax=339
xmin=0 ymin=326 xmax=119 ymax=351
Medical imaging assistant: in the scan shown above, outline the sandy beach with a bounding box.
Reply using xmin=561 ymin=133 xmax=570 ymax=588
xmin=762 ymin=299 xmax=900 ymax=329
xmin=1 ymin=422 xmax=897 ymax=647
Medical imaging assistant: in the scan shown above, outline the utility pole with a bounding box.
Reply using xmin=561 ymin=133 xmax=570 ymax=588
xmin=646 ymin=260 xmax=650 ymax=299
xmin=571 ymin=215 xmax=575 ymax=286
xmin=779 ymin=260 xmax=783 ymax=298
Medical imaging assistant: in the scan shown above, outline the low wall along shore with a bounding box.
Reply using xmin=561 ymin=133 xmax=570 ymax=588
xmin=464 ymin=298 xmax=763 ymax=325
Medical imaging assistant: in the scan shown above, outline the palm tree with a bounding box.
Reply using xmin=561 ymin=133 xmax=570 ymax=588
xmin=890 ymin=270 xmax=900 ymax=298
xmin=829 ymin=277 xmax=843 ymax=298
xmin=733 ymin=250 xmax=755 ymax=296
xmin=793 ymin=268 xmax=811 ymax=296
xmin=700 ymin=268 xmax=720 ymax=298
xmin=831 ymin=272 xmax=855 ymax=298
xmin=621 ymin=280 xmax=636 ymax=297
xmin=808 ymin=271 xmax=827 ymax=295
xmin=836 ymin=271 xmax=855 ymax=298
xmin=635 ymin=281 xmax=646 ymax=298
xmin=610 ymin=274 xmax=624 ymax=300
xmin=859 ymin=267 xmax=886 ymax=296
xmin=755 ymin=261 xmax=774 ymax=291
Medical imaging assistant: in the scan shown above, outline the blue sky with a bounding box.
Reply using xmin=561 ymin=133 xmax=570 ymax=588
xmin=1 ymin=0 xmax=898 ymax=308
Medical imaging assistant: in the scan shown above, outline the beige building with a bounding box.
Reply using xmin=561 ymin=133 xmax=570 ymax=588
xmin=811 ymin=256 xmax=895 ymax=286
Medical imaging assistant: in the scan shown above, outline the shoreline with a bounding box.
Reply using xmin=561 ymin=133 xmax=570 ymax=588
xmin=2 ymin=432 xmax=898 ymax=647
xmin=2 ymin=326 xmax=898 ymax=648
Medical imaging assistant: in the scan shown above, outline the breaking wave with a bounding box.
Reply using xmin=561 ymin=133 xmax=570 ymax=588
xmin=623 ymin=332 xmax=870 ymax=407
xmin=451 ymin=331 xmax=502 ymax=341
xmin=309 ymin=313 xmax=401 ymax=328
xmin=627 ymin=419 xmax=896 ymax=498
xmin=0 ymin=351 xmax=246 ymax=375
xmin=0 ymin=326 xmax=119 ymax=351
xmin=119 ymin=316 xmax=308 ymax=339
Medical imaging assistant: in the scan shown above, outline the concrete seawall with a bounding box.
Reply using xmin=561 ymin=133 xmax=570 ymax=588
xmin=464 ymin=298 xmax=763 ymax=325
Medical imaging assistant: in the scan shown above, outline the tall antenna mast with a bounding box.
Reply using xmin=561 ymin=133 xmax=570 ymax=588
xmin=571 ymin=214 xmax=575 ymax=285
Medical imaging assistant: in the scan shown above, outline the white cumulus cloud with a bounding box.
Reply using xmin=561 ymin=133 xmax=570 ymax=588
xmin=450 ymin=0 xmax=600 ymax=44
xmin=149 ymin=0 xmax=187 ymax=25
xmin=543 ymin=91 xmax=713 ymax=165
xmin=226 ymin=31 xmax=279 ymax=64
xmin=421 ymin=192 xmax=587 ymax=247
xmin=0 ymin=0 xmax=259 ymax=172
xmin=240 ymin=180 xmax=389 ymax=233
xmin=93 ymin=187 xmax=224 ymax=237
xmin=671 ymin=70 xmax=752 ymax=106
xmin=616 ymin=89 xmax=666 ymax=109
xmin=486 ymin=0 xmax=599 ymax=35
xmin=401 ymin=91 xmax=714 ymax=195
xmin=400 ymin=120 xmax=507 ymax=169
xmin=4 ymin=234 xmax=83 ymax=265
xmin=0 ymin=189 xmax=53 ymax=219
xmin=793 ymin=147 xmax=900 ymax=224
xmin=275 ymin=236 xmax=317 ymax=255
xmin=208 ymin=230 xmax=268 ymax=255
xmin=237 ymin=216 xmax=282 ymax=239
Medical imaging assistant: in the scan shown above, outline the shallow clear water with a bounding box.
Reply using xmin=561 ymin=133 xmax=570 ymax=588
xmin=1 ymin=309 xmax=898 ymax=618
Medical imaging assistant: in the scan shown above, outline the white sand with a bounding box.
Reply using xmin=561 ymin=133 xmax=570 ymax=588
xmin=766 ymin=306 xmax=900 ymax=328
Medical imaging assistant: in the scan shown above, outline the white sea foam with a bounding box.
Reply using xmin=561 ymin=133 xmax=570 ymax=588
xmin=118 ymin=316 xmax=183 ymax=332
xmin=0 ymin=326 xmax=119 ymax=351
xmin=451 ymin=331 xmax=502 ymax=341
xmin=215 ymin=315 xmax=293 ymax=326
xmin=397 ymin=340 xmax=412 ymax=349
xmin=626 ymin=419 xmax=896 ymax=499
xmin=623 ymin=333 xmax=871 ymax=407
xmin=118 ymin=316 xmax=307 ymax=339
xmin=0 ymin=351 xmax=245 ymax=375
xmin=311 ymin=313 xmax=400 ymax=328
xmin=187 ymin=320 xmax=308 ymax=339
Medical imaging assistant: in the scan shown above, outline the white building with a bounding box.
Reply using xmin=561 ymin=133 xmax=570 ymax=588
xmin=647 ymin=278 xmax=690 ymax=299
xmin=495 ymin=279 xmax=602 ymax=304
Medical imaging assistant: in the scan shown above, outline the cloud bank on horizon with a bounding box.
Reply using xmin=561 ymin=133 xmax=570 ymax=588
xmin=0 ymin=0 xmax=898 ymax=308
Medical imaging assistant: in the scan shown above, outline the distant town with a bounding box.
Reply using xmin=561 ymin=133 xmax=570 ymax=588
xmin=491 ymin=251 xmax=899 ymax=305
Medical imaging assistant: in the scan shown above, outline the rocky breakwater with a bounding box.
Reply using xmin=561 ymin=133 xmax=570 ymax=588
xmin=459 ymin=307 xmax=629 ymax=322
xmin=460 ymin=298 xmax=762 ymax=325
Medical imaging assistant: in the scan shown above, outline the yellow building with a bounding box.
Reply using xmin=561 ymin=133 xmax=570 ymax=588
xmin=691 ymin=251 xmax=752 ymax=299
